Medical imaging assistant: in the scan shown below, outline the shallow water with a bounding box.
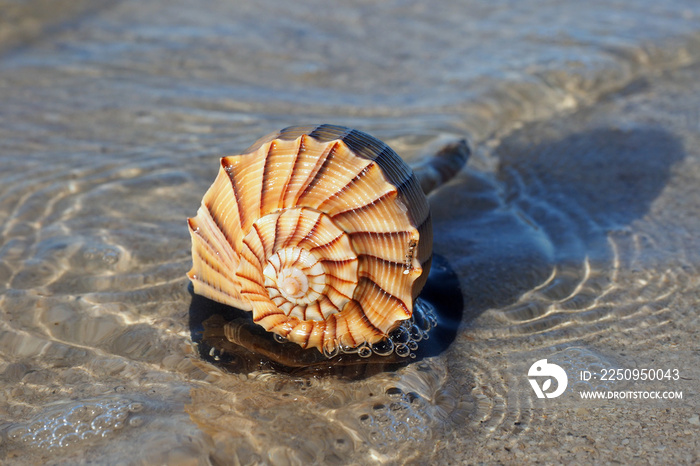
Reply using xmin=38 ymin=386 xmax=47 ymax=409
xmin=1 ymin=0 xmax=700 ymax=464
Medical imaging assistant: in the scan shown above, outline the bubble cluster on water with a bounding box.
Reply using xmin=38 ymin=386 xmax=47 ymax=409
xmin=353 ymin=385 xmax=432 ymax=454
xmin=2 ymin=397 xmax=144 ymax=452
xmin=184 ymin=355 xmax=461 ymax=463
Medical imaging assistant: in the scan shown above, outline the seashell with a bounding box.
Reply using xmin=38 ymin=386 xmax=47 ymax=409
xmin=187 ymin=124 xmax=432 ymax=356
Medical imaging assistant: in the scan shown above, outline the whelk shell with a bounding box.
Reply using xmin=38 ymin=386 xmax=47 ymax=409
xmin=187 ymin=124 xmax=433 ymax=356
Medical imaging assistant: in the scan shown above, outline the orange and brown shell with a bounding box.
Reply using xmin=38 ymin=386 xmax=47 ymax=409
xmin=187 ymin=124 xmax=432 ymax=355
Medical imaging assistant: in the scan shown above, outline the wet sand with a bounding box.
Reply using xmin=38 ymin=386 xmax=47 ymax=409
xmin=0 ymin=0 xmax=699 ymax=464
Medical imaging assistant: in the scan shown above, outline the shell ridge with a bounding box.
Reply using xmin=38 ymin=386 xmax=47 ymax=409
xmin=322 ymin=260 xmax=358 ymax=280
xmin=271 ymin=208 xmax=285 ymax=253
xmin=239 ymin=237 xmax=264 ymax=268
xmin=309 ymin=301 xmax=325 ymax=322
xmin=331 ymin=193 xmax=415 ymax=235
xmin=348 ymin=230 xmax=420 ymax=266
xmin=342 ymin=302 xmax=383 ymax=346
xmin=358 ymin=254 xmax=407 ymax=273
xmin=191 ymin=234 xmax=230 ymax=279
xmin=226 ymin=151 xmax=267 ymax=234
xmin=302 ymin=323 xmax=312 ymax=348
xmin=353 ymin=301 xmax=385 ymax=338
xmin=308 ymin=300 xmax=325 ymax=321
xmin=320 ymin=300 xmax=340 ymax=320
xmin=256 ymin=312 xmax=291 ymax=331
xmin=328 ymin=188 xmax=397 ymax=219
xmin=355 ymin=271 xmax=413 ymax=322
xmin=252 ymin=222 xmax=274 ymax=259
xmin=250 ymin=304 xmax=280 ymax=322
xmin=320 ymin=295 xmax=340 ymax=311
xmin=220 ymin=157 xmax=246 ymax=240
xmin=200 ymin=207 xmax=237 ymax=262
xmin=190 ymin=249 xmax=231 ymax=297
xmin=243 ymin=227 xmax=266 ymax=266
xmin=201 ymin=187 xmax=240 ymax=257
xmin=259 ymin=140 xmax=275 ymax=218
xmin=275 ymin=136 xmax=304 ymax=212
xmin=321 ymin=316 xmax=330 ymax=349
xmin=308 ymin=232 xmax=345 ymax=253
xmin=315 ymin=163 xmax=372 ymax=212
xmin=324 ymin=282 xmax=352 ymax=301
xmin=294 ymin=141 xmax=339 ymax=206
xmin=292 ymin=209 xmax=324 ymax=247
xmin=236 ymin=267 xmax=263 ymax=290
xmin=236 ymin=264 xmax=268 ymax=306
xmin=188 ymin=210 xmax=248 ymax=308
xmin=297 ymin=213 xmax=324 ymax=248
xmin=357 ymin=276 xmax=411 ymax=318
xmin=282 ymin=208 xmax=305 ymax=249
xmin=337 ymin=315 xmax=356 ymax=348
xmin=320 ymin=257 xmax=356 ymax=267
xmin=192 ymin=282 xmax=242 ymax=309
xmin=289 ymin=304 xmax=302 ymax=318
xmin=190 ymin=208 xmax=235 ymax=264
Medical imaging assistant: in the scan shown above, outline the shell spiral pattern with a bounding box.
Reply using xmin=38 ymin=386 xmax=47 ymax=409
xmin=188 ymin=125 xmax=432 ymax=355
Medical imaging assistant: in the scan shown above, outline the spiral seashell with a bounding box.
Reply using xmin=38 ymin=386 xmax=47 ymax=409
xmin=187 ymin=124 xmax=432 ymax=355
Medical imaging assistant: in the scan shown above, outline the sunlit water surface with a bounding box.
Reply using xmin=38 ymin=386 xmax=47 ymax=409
xmin=1 ymin=0 xmax=700 ymax=464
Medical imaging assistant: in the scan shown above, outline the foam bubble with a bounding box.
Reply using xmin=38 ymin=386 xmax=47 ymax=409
xmin=350 ymin=386 xmax=432 ymax=453
xmin=2 ymin=396 xmax=144 ymax=453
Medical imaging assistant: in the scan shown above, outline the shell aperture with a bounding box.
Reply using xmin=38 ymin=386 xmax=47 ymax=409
xmin=187 ymin=124 xmax=432 ymax=355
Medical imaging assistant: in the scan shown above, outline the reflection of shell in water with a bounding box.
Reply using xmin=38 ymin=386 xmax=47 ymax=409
xmin=187 ymin=124 xmax=432 ymax=355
